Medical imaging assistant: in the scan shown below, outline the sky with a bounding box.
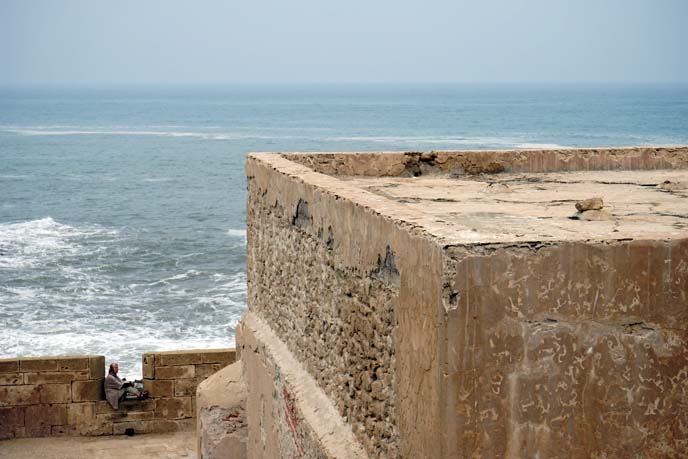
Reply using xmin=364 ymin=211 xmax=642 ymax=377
xmin=1 ymin=0 xmax=687 ymax=85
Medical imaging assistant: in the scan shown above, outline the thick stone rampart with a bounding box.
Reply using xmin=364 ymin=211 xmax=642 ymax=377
xmin=229 ymin=147 xmax=688 ymax=458
xmin=0 ymin=349 xmax=234 ymax=440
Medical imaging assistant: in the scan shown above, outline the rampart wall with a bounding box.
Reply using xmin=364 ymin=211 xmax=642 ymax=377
xmin=0 ymin=348 xmax=234 ymax=440
xmin=224 ymin=146 xmax=688 ymax=459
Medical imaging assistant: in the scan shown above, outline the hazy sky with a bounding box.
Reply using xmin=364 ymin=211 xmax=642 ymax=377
xmin=1 ymin=0 xmax=686 ymax=85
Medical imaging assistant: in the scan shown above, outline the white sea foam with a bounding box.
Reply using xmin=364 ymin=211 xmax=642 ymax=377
xmin=327 ymin=135 xmax=560 ymax=148
xmin=0 ymin=124 xmax=578 ymax=151
xmin=226 ymin=228 xmax=246 ymax=238
xmin=0 ymin=126 xmax=569 ymax=148
xmin=161 ymin=269 xmax=206 ymax=282
xmin=3 ymin=327 xmax=235 ymax=380
xmin=516 ymin=143 xmax=569 ymax=149
xmin=0 ymin=217 xmax=117 ymax=269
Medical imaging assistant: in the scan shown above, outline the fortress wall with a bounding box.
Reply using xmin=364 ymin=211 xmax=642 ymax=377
xmin=245 ymin=153 xmax=448 ymax=458
xmin=0 ymin=355 xmax=105 ymax=438
xmin=234 ymin=148 xmax=688 ymax=458
xmin=283 ymin=146 xmax=688 ymax=177
xmin=0 ymin=349 xmax=234 ymax=440
xmin=441 ymin=241 xmax=688 ymax=458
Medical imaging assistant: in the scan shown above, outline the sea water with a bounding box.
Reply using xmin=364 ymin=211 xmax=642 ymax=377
xmin=1 ymin=84 xmax=687 ymax=377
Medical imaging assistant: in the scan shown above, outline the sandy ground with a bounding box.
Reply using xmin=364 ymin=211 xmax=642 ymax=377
xmin=0 ymin=431 xmax=195 ymax=459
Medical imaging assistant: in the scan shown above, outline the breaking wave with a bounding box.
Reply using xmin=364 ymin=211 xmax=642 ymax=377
xmin=0 ymin=217 xmax=245 ymax=378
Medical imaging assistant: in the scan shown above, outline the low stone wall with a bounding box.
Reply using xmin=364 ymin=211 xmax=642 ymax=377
xmin=0 ymin=349 xmax=235 ymax=440
xmin=0 ymin=355 xmax=105 ymax=439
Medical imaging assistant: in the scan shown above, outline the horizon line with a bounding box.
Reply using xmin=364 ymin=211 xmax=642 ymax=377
xmin=2 ymin=80 xmax=688 ymax=89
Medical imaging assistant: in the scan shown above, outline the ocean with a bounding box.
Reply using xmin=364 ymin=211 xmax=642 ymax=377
xmin=1 ymin=84 xmax=687 ymax=377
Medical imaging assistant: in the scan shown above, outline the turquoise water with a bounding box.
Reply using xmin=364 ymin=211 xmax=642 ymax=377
xmin=1 ymin=84 xmax=687 ymax=376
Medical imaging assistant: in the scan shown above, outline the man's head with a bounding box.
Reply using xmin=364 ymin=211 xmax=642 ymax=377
xmin=109 ymin=362 xmax=119 ymax=375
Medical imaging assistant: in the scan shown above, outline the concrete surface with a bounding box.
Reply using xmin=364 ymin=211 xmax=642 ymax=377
xmin=0 ymin=431 xmax=195 ymax=459
xmin=232 ymin=147 xmax=688 ymax=458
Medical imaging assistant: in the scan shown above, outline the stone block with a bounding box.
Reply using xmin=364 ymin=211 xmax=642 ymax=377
xmin=51 ymin=424 xmax=77 ymax=436
xmin=71 ymin=379 xmax=104 ymax=402
xmin=111 ymin=419 xmax=194 ymax=435
xmin=0 ymin=385 xmax=40 ymax=406
xmin=157 ymin=350 xmax=206 ymax=366
xmin=0 ymin=373 xmax=22 ymax=385
xmin=174 ymin=378 xmax=202 ymax=397
xmin=195 ymin=363 xmax=224 ymax=378
xmin=67 ymin=402 xmax=95 ymax=425
xmin=152 ymin=418 xmax=194 ymax=432
xmin=79 ymin=422 xmax=113 ymax=436
xmin=39 ymin=383 xmax=71 ymax=404
xmin=25 ymin=423 xmax=51 ymax=437
xmin=97 ymin=410 xmax=155 ymax=424
xmin=25 ymin=404 xmax=67 ymax=434
xmin=197 ymin=361 xmax=248 ymax=459
xmin=0 ymin=407 xmax=25 ymax=440
xmin=201 ymin=349 xmax=236 ymax=365
xmin=155 ymin=365 xmax=194 ymax=379
xmin=142 ymin=353 xmax=156 ymax=379
xmin=89 ymin=356 xmax=105 ymax=379
xmin=143 ymin=378 xmax=174 ymax=398
xmin=120 ymin=410 xmax=156 ymax=421
xmin=95 ymin=399 xmax=155 ymax=415
xmin=24 ymin=371 xmax=88 ymax=384
xmin=111 ymin=420 xmax=155 ymax=435
xmin=155 ymin=397 xmax=192 ymax=419
xmin=19 ymin=358 xmax=58 ymax=372
xmin=0 ymin=359 xmax=19 ymax=374
xmin=57 ymin=357 xmax=90 ymax=371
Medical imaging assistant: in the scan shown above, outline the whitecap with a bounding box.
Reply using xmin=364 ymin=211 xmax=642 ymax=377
xmin=327 ymin=135 xmax=531 ymax=147
xmin=160 ymin=269 xmax=207 ymax=282
xmin=516 ymin=143 xmax=569 ymax=149
xmin=226 ymin=228 xmax=246 ymax=238
xmin=0 ymin=217 xmax=118 ymax=269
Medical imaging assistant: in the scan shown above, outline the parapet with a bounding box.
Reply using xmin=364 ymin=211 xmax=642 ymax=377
xmin=238 ymin=146 xmax=687 ymax=458
xmin=0 ymin=349 xmax=235 ymax=439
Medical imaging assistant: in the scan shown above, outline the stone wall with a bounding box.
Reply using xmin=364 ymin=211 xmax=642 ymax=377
xmin=244 ymin=153 xmax=446 ymax=458
xmin=0 ymin=355 xmax=105 ymax=439
xmin=232 ymin=147 xmax=688 ymax=459
xmin=0 ymin=349 xmax=235 ymax=440
xmin=246 ymin=172 xmax=399 ymax=456
xmin=442 ymin=241 xmax=688 ymax=458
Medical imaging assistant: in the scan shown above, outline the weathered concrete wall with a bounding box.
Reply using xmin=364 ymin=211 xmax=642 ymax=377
xmin=196 ymin=360 xmax=248 ymax=459
xmin=442 ymin=241 xmax=688 ymax=458
xmin=0 ymin=349 xmax=234 ymax=440
xmin=283 ymin=146 xmax=688 ymax=177
xmin=245 ymin=153 xmax=453 ymax=458
xmin=236 ymin=147 xmax=688 ymax=459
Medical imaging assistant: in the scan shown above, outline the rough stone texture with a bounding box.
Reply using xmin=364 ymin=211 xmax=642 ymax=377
xmin=0 ymin=350 xmax=234 ymax=440
xmin=196 ymin=360 xmax=248 ymax=459
xmin=247 ymin=158 xmax=402 ymax=458
xmin=241 ymin=147 xmax=688 ymax=458
xmin=72 ymin=379 xmax=105 ymax=402
xmin=239 ymin=313 xmax=368 ymax=459
xmin=283 ymin=146 xmax=688 ymax=177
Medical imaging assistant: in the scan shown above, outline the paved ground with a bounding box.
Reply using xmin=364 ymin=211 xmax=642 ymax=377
xmin=0 ymin=432 xmax=195 ymax=459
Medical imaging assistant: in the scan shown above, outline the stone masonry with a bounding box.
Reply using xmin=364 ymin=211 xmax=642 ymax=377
xmin=1 ymin=349 xmax=234 ymax=440
xmin=212 ymin=147 xmax=688 ymax=459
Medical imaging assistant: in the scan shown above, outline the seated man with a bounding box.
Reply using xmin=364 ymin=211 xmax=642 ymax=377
xmin=104 ymin=362 xmax=146 ymax=409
